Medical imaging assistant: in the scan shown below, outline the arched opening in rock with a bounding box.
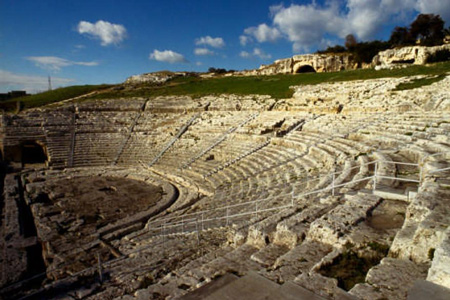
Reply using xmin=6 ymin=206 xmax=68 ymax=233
xmin=296 ymin=65 xmax=316 ymax=73
xmin=392 ymin=59 xmax=415 ymax=64
xmin=21 ymin=141 xmax=47 ymax=166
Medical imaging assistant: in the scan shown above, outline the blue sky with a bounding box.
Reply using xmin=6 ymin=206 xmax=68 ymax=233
xmin=1 ymin=0 xmax=449 ymax=93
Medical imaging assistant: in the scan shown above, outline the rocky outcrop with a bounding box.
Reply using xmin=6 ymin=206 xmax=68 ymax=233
xmin=427 ymin=227 xmax=450 ymax=289
xmin=285 ymin=74 xmax=450 ymax=113
xmin=125 ymin=71 xmax=191 ymax=85
xmin=240 ymin=53 xmax=357 ymax=76
xmin=372 ymin=44 xmax=450 ymax=69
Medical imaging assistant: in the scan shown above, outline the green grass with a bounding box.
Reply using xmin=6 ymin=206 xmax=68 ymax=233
xmin=0 ymin=84 xmax=111 ymax=112
xmin=393 ymin=74 xmax=446 ymax=91
xmin=2 ymin=61 xmax=449 ymax=112
xmin=93 ymin=61 xmax=450 ymax=100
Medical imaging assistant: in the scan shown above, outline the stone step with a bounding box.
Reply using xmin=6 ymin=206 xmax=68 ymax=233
xmin=265 ymin=281 xmax=327 ymax=300
xmin=250 ymin=244 xmax=290 ymax=267
xmin=200 ymin=271 xmax=280 ymax=300
xmin=178 ymin=273 xmax=239 ymax=300
xmin=407 ymin=280 xmax=450 ymax=300
xmin=373 ymin=187 xmax=410 ymax=201
xmin=272 ymin=240 xmax=333 ymax=283
xmin=349 ymin=257 xmax=429 ymax=300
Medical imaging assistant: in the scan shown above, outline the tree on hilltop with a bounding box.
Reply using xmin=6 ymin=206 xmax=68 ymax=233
xmin=389 ymin=26 xmax=414 ymax=47
xmin=410 ymin=14 xmax=445 ymax=46
xmin=345 ymin=34 xmax=357 ymax=50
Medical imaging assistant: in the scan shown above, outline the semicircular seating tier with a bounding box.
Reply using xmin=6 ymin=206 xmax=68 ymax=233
xmin=1 ymin=75 xmax=449 ymax=300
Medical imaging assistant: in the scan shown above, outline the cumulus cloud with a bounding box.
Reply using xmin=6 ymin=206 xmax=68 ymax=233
xmin=194 ymin=48 xmax=214 ymax=56
xmin=415 ymin=0 xmax=450 ymax=23
xmin=195 ymin=36 xmax=225 ymax=48
xmin=77 ymin=20 xmax=127 ymax=46
xmin=242 ymin=0 xmax=449 ymax=53
xmin=0 ymin=69 xmax=74 ymax=93
xmin=26 ymin=56 xmax=99 ymax=71
xmin=240 ymin=48 xmax=271 ymax=60
xmin=239 ymin=35 xmax=251 ymax=46
xmin=242 ymin=23 xmax=282 ymax=44
xmin=271 ymin=2 xmax=348 ymax=51
xmin=149 ymin=49 xmax=188 ymax=63
xmin=239 ymin=51 xmax=251 ymax=58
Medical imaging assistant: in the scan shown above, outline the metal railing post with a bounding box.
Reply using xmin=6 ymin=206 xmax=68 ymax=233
xmin=332 ymin=173 xmax=335 ymax=196
xmin=182 ymin=216 xmax=184 ymax=234
xmin=96 ymin=252 xmax=103 ymax=284
xmin=163 ymin=222 xmax=166 ymax=255
xmin=419 ymin=156 xmax=426 ymax=183
xmin=196 ymin=219 xmax=200 ymax=247
xmin=201 ymin=213 xmax=204 ymax=231
xmin=373 ymin=162 xmax=378 ymax=191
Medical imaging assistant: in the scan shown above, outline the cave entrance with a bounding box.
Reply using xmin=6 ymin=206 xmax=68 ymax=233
xmin=21 ymin=141 xmax=47 ymax=167
xmin=296 ymin=65 xmax=316 ymax=73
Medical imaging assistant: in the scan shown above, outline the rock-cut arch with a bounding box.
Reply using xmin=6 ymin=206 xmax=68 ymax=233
xmin=294 ymin=64 xmax=316 ymax=73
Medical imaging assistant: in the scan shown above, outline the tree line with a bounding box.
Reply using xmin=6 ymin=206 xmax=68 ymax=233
xmin=317 ymin=14 xmax=450 ymax=65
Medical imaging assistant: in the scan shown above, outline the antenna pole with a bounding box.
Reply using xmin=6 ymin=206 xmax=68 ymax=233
xmin=48 ymin=76 xmax=52 ymax=91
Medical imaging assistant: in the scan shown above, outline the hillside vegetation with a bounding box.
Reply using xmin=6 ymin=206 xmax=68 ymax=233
xmin=0 ymin=84 xmax=111 ymax=112
xmin=1 ymin=61 xmax=449 ymax=112
xmin=94 ymin=61 xmax=450 ymax=99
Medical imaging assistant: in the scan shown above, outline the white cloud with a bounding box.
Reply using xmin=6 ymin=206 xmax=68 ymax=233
xmin=194 ymin=48 xmax=214 ymax=56
xmin=240 ymin=48 xmax=271 ymax=60
xmin=272 ymin=2 xmax=347 ymax=52
xmin=77 ymin=20 xmax=127 ymax=46
xmin=195 ymin=36 xmax=225 ymax=48
xmin=239 ymin=35 xmax=251 ymax=46
xmin=344 ymin=0 xmax=417 ymax=40
xmin=240 ymin=51 xmax=251 ymax=58
xmin=253 ymin=48 xmax=271 ymax=60
xmin=243 ymin=23 xmax=282 ymax=43
xmin=243 ymin=1 xmax=449 ymax=53
xmin=415 ymin=0 xmax=450 ymax=23
xmin=149 ymin=49 xmax=188 ymax=63
xmin=25 ymin=56 xmax=99 ymax=71
xmin=0 ymin=70 xmax=74 ymax=93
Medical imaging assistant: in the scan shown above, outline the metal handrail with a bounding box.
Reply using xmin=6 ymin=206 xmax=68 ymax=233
xmin=6 ymin=153 xmax=447 ymax=297
xmin=148 ymin=158 xmax=421 ymax=230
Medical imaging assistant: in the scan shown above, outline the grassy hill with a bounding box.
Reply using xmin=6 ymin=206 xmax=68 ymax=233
xmin=1 ymin=61 xmax=449 ymax=112
xmin=0 ymin=84 xmax=111 ymax=112
xmin=91 ymin=61 xmax=450 ymax=99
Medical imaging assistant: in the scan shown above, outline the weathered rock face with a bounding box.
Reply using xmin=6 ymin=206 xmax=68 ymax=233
xmin=241 ymin=53 xmax=357 ymax=75
xmin=285 ymin=74 xmax=450 ymax=114
xmin=2 ymin=71 xmax=450 ymax=300
xmin=291 ymin=54 xmax=357 ymax=73
xmin=125 ymin=71 xmax=191 ymax=84
xmin=427 ymin=228 xmax=450 ymax=288
xmin=372 ymin=44 xmax=450 ymax=69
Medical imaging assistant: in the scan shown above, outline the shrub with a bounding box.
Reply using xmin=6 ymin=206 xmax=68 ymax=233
xmin=426 ymin=49 xmax=450 ymax=63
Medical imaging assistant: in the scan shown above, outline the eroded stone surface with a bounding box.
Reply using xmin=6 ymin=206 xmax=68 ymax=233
xmin=0 ymin=73 xmax=449 ymax=300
